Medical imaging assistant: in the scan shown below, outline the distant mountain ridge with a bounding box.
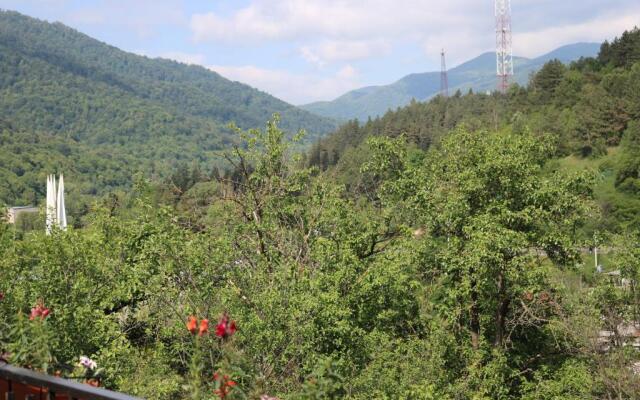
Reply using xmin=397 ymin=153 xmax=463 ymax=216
xmin=301 ymin=43 xmax=601 ymax=121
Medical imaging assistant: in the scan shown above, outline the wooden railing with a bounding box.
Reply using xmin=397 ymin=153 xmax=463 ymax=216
xmin=0 ymin=363 xmax=143 ymax=400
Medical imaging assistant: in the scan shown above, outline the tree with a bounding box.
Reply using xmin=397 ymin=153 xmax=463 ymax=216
xmin=531 ymin=59 xmax=566 ymax=102
xmin=374 ymin=128 xmax=592 ymax=350
xmin=616 ymin=120 xmax=640 ymax=193
xmin=599 ymin=27 xmax=640 ymax=68
xmin=572 ymin=84 xmax=618 ymax=156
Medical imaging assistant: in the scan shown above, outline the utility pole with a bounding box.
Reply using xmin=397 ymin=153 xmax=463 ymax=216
xmin=495 ymin=0 xmax=513 ymax=93
xmin=440 ymin=48 xmax=449 ymax=98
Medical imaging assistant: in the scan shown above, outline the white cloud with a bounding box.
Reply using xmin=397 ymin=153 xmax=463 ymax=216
xmin=190 ymin=0 xmax=484 ymax=44
xmin=514 ymin=11 xmax=640 ymax=57
xmin=159 ymin=52 xmax=207 ymax=66
xmin=66 ymin=0 xmax=187 ymax=38
xmin=337 ymin=65 xmax=357 ymax=80
xmin=301 ymin=40 xmax=391 ymax=67
xmin=191 ymin=0 xmax=640 ymax=69
xmin=300 ymin=46 xmax=326 ymax=68
xmin=208 ymin=64 xmax=362 ymax=105
xmin=190 ymin=0 xmax=484 ymax=68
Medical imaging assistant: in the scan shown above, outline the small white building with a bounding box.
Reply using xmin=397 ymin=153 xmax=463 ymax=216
xmin=5 ymin=206 xmax=39 ymax=224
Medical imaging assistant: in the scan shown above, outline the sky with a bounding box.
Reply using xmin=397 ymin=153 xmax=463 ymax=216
xmin=0 ymin=1 xmax=639 ymax=105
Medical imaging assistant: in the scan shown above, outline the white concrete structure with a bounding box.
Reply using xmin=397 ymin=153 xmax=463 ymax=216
xmin=45 ymin=174 xmax=67 ymax=234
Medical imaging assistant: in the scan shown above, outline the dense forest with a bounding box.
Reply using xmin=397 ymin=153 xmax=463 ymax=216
xmin=2 ymin=21 xmax=640 ymax=400
xmin=0 ymin=10 xmax=337 ymax=214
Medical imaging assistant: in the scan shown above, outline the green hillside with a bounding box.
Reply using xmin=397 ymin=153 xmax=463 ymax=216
xmin=301 ymin=43 xmax=600 ymax=121
xmin=0 ymin=10 xmax=337 ymax=208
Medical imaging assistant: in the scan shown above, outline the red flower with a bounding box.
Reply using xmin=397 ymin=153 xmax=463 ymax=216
xmin=215 ymin=313 xmax=237 ymax=339
xmin=0 ymin=292 xmax=4 ymax=301
xmin=29 ymin=301 xmax=50 ymax=321
xmin=186 ymin=316 xmax=198 ymax=334
xmin=228 ymin=320 xmax=237 ymax=336
xmin=213 ymin=371 xmax=237 ymax=399
xmin=199 ymin=319 xmax=209 ymax=336
xmin=215 ymin=320 xmax=227 ymax=338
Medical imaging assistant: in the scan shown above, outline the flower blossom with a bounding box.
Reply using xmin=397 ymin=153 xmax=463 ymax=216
xmin=215 ymin=313 xmax=237 ymax=339
xmin=79 ymin=356 xmax=98 ymax=370
xmin=186 ymin=315 xmax=198 ymax=335
xmin=213 ymin=372 xmax=237 ymax=399
xmin=199 ymin=319 xmax=209 ymax=336
xmin=29 ymin=301 xmax=50 ymax=321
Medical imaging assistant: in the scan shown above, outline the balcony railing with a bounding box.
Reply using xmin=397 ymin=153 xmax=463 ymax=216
xmin=0 ymin=362 xmax=143 ymax=400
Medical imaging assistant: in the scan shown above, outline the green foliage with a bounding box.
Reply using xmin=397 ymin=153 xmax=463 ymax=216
xmin=530 ymin=59 xmax=566 ymax=102
xmin=300 ymin=358 xmax=346 ymax=399
xmin=599 ymin=27 xmax=640 ymax=68
xmin=521 ymin=359 xmax=596 ymax=400
xmin=6 ymin=312 xmax=56 ymax=373
xmin=2 ymin=115 xmax=639 ymax=399
xmin=616 ymin=120 xmax=640 ymax=193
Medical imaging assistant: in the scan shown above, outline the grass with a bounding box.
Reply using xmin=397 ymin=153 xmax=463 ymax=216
xmin=550 ymin=147 xmax=640 ymax=233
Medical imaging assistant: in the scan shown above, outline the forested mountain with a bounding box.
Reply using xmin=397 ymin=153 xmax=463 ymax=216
xmin=0 ymin=10 xmax=336 ymax=209
xmin=301 ymin=43 xmax=600 ymax=121
xmin=308 ymin=30 xmax=640 ymax=233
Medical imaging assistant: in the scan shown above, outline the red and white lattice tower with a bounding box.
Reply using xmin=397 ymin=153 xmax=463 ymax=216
xmin=495 ymin=0 xmax=513 ymax=93
xmin=440 ymin=49 xmax=449 ymax=98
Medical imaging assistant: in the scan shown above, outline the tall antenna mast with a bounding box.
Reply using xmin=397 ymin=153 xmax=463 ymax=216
xmin=495 ymin=0 xmax=513 ymax=93
xmin=440 ymin=48 xmax=449 ymax=98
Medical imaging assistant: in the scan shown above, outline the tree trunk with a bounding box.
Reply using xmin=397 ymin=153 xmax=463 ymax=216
xmin=494 ymin=270 xmax=510 ymax=347
xmin=470 ymin=279 xmax=480 ymax=350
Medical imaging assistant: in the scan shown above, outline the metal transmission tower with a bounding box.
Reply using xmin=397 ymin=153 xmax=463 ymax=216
xmin=440 ymin=48 xmax=449 ymax=98
xmin=495 ymin=0 xmax=513 ymax=93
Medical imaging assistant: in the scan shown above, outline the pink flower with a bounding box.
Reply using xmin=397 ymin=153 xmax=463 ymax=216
xmin=29 ymin=301 xmax=50 ymax=321
xmin=79 ymin=356 xmax=98 ymax=370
